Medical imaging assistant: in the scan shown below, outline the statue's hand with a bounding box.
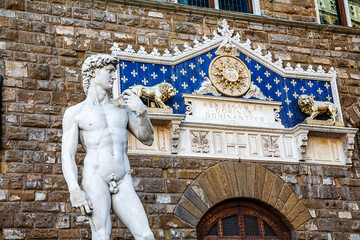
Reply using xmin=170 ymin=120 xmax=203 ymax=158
xmin=70 ymin=188 xmax=93 ymax=215
xmin=122 ymin=89 xmax=146 ymax=116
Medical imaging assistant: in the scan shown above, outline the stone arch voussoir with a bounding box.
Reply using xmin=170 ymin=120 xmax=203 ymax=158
xmin=174 ymin=161 xmax=311 ymax=231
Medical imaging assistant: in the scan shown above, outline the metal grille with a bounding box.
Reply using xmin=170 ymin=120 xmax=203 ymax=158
xmin=219 ymin=0 xmax=251 ymax=13
xmin=222 ymin=215 xmax=239 ymax=236
xmin=197 ymin=199 xmax=291 ymax=240
xmin=208 ymin=223 xmax=218 ymax=236
xmin=178 ymin=0 xmax=210 ymax=7
xmin=244 ymin=215 xmax=260 ymax=237
xmin=264 ymin=221 xmax=277 ymax=237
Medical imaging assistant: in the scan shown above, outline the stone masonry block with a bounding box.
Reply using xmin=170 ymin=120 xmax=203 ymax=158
xmin=3 ymin=228 xmax=26 ymax=239
xmin=234 ymin=162 xmax=248 ymax=197
xmin=268 ymin=177 xmax=284 ymax=206
xmin=184 ymin=187 xmax=209 ymax=214
xmin=262 ymin=170 xmax=276 ymax=203
xmin=196 ymin=174 xmax=219 ymax=205
xmin=246 ymin=163 xmax=256 ymax=198
xmin=5 ymin=61 xmax=27 ymax=78
xmin=254 ymin=164 xmax=267 ymax=200
xmin=174 ymin=205 xmax=199 ymax=227
xmin=223 ymin=161 xmax=239 ymax=198
xmin=281 ymin=193 xmax=300 ymax=216
xmin=180 ymin=196 xmax=203 ymax=219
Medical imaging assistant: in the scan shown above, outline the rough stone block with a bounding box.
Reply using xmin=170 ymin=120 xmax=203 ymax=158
xmin=3 ymin=228 xmax=26 ymax=239
xmin=5 ymin=61 xmax=27 ymax=78
xmin=21 ymin=115 xmax=50 ymax=128
xmin=73 ymin=7 xmax=90 ymax=20
xmin=5 ymin=0 xmax=25 ymax=10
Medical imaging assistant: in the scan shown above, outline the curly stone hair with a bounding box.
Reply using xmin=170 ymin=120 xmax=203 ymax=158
xmin=81 ymin=54 xmax=118 ymax=95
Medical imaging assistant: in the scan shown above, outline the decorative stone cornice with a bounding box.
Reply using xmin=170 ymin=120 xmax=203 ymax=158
xmin=111 ymin=19 xmax=337 ymax=81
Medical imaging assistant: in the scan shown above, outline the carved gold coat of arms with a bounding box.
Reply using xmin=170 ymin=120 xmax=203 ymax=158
xmin=209 ymin=55 xmax=251 ymax=97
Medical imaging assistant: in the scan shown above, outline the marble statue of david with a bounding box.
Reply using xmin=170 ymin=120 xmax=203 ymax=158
xmin=61 ymin=54 xmax=155 ymax=240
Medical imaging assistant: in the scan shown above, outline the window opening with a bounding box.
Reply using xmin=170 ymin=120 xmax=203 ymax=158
xmin=178 ymin=0 xmax=253 ymax=13
xmin=317 ymin=0 xmax=343 ymax=25
xmin=197 ymin=199 xmax=291 ymax=239
xmin=349 ymin=0 xmax=360 ymax=26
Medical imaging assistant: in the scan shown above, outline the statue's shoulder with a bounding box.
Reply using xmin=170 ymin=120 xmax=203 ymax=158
xmin=63 ymin=102 xmax=85 ymax=120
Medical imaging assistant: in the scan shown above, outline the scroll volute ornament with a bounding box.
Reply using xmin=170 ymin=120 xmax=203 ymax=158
xmin=209 ymin=55 xmax=251 ymax=97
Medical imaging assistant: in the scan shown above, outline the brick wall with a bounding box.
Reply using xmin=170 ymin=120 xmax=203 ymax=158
xmin=1 ymin=0 xmax=360 ymax=239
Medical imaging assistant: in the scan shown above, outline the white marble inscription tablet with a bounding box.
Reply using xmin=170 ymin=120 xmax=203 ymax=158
xmin=183 ymin=94 xmax=283 ymax=128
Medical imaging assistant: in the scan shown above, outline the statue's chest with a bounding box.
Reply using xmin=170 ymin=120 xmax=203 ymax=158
xmin=79 ymin=106 xmax=128 ymax=131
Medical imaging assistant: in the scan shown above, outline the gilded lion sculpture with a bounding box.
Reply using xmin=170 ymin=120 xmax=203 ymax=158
xmin=298 ymin=94 xmax=339 ymax=124
xmin=129 ymin=82 xmax=176 ymax=108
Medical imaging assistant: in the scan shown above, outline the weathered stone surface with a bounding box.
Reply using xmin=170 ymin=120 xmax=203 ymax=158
xmin=3 ymin=228 xmax=26 ymax=239
xmin=235 ymin=162 xmax=248 ymax=197
xmin=197 ymin=172 xmax=219 ymax=205
xmin=179 ymin=196 xmax=203 ymax=219
xmin=184 ymin=187 xmax=208 ymax=213
xmin=262 ymin=170 xmax=276 ymax=202
xmin=5 ymin=61 xmax=27 ymax=78
xmin=173 ymin=205 xmax=199 ymax=227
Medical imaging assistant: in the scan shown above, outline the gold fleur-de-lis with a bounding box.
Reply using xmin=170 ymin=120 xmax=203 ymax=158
xmin=190 ymin=76 xmax=197 ymax=83
xmin=173 ymin=102 xmax=179 ymax=110
xmin=287 ymin=111 xmax=293 ymax=118
xmin=181 ymin=82 xmax=188 ymax=89
xmin=171 ymin=74 xmax=177 ymax=82
xmin=160 ymin=66 xmax=167 ymax=74
xmin=131 ymin=70 xmax=138 ymax=77
xmin=140 ymin=64 xmax=147 ymax=71
xmin=275 ymin=90 xmax=281 ymax=97
xmin=266 ymin=83 xmax=272 ymax=90
xmin=120 ymin=62 xmax=127 ymax=69
xmin=142 ymin=78 xmax=148 ymax=85
xmin=121 ymin=76 xmax=128 ymax=83
xmin=151 ymin=72 xmax=158 ymax=79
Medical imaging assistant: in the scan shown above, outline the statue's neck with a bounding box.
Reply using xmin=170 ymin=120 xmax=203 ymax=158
xmin=86 ymin=85 xmax=110 ymax=105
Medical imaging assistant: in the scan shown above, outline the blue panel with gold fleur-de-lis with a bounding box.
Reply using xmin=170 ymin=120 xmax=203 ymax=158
xmin=119 ymin=49 xmax=334 ymax=128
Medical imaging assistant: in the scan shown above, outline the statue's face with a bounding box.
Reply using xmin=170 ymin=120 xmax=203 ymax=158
xmin=93 ymin=65 xmax=116 ymax=90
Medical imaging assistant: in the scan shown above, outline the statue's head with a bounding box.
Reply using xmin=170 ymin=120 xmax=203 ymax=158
xmin=81 ymin=54 xmax=118 ymax=95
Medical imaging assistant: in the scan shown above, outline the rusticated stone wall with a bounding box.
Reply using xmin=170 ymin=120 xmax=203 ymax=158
xmin=1 ymin=0 xmax=360 ymax=239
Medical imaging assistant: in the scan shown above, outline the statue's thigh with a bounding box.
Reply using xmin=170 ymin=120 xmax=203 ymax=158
xmin=111 ymin=175 xmax=151 ymax=235
xmin=82 ymin=177 xmax=111 ymax=229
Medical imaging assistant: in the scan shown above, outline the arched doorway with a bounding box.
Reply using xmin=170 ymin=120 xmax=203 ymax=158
xmin=197 ymin=198 xmax=292 ymax=240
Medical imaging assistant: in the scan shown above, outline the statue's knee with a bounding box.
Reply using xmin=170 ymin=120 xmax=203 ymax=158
xmin=135 ymin=231 xmax=154 ymax=240
xmin=92 ymin=229 xmax=110 ymax=240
